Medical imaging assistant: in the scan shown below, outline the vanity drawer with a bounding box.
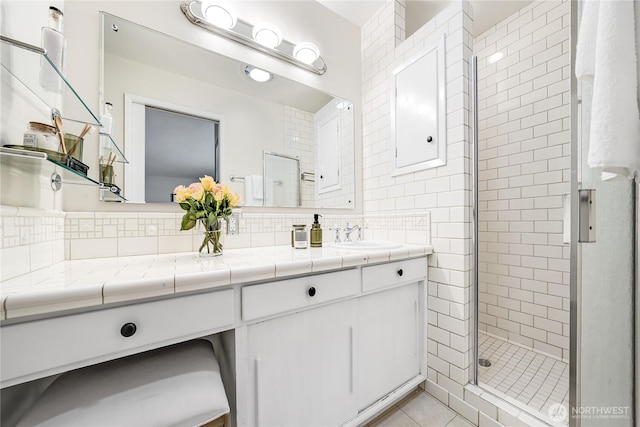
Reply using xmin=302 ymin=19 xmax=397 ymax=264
xmin=242 ymin=269 xmax=360 ymax=321
xmin=362 ymin=257 xmax=427 ymax=292
xmin=1 ymin=289 xmax=234 ymax=388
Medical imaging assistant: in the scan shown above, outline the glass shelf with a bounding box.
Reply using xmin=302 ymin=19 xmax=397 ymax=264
xmin=2 ymin=35 xmax=130 ymax=164
xmin=1 ymin=35 xmax=128 ymax=201
xmin=0 ymin=35 xmax=101 ymax=126
xmin=1 ymin=147 xmax=126 ymax=201
xmin=99 ymin=133 xmax=128 ymax=164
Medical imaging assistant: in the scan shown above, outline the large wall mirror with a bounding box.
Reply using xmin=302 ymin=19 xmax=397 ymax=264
xmin=100 ymin=13 xmax=355 ymax=209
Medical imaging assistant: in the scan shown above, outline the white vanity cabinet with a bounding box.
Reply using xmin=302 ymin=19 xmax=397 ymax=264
xmin=237 ymin=269 xmax=360 ymax=427
xmin=1 ymin=250 xmax=430 ymax=427
xmin=236 ymin=258 xmax=427 ymax=427
xmin=357 ymin=259 xmax=426 ymax=411
xmin=357 ymin=282 xmax=421 ymax=409
xmin=240 ymin=300 xmax=357 ymax=427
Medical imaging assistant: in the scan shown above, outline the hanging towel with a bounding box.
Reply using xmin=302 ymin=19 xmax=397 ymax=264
xmin=575 ymin=0 xmax=640 ymax=182
xmin=243 ymin=175 xmax=262 ymax=206
xmin=243 ymin=176 xmax=255 ymax=206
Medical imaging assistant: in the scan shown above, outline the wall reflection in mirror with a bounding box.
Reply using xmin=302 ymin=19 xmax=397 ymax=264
xmin=101 ymin=13 xmax=355 ymax=209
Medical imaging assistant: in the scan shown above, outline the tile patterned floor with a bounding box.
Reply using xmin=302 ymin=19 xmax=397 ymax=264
xmin=367 ymin=390 xmax=473 ymax=427
xmin=478 ymin=333 xmax=569 ymax=423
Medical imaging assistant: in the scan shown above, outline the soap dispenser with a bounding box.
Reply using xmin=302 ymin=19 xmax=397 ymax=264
xmin=310 ymin=214 xmax=323 ymax=247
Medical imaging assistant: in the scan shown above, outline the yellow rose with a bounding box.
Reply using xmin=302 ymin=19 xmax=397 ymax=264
xmin=222 ymin=184 xmax=232 ymax=196
xmin=229 ymin=193 xmax=241 ymax=207
xmin=200 ymin=175 xmax=215 ymax=192
xmin=189 ymin=182 xmax=205 ymax=201
xmin=174 ymin=185 xmax=190 ymax=202
xmin=213 ymin=187 xmax=224 ymax=202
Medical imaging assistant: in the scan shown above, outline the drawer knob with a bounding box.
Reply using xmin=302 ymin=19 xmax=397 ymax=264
xmin=397 ymin=269 xmax=404 ymax=277
xmin=308 ymin=286 xmax=317 ymax=297
xmin=120 ymin=322 xmax=137 ymax=338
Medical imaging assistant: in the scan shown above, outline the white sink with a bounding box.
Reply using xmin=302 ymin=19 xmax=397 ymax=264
xmin=331 ymin=240 xmax=403 ymax=250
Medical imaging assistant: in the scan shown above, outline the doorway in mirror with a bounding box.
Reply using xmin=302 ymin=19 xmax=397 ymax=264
xmin=124 ymin=94 xmax=220 ymax=204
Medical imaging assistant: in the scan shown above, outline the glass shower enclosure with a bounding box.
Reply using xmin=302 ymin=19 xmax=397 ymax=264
xmin=469 ymin=0 xmax=636 ymax=425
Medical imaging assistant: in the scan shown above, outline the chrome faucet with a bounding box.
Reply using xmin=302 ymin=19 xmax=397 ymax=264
xmin=329 ymin=227 xmax=341 ymax=243
xmin=344 ymin=222 xmax=361 ymax=242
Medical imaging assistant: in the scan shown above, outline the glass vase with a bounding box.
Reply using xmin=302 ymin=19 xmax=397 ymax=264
xmin=199 ymin=219 xmax=224 ymax=257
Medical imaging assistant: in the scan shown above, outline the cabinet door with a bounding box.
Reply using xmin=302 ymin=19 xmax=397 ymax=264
xmin=391 ymin=35 xmax=446 ymax=176
xmin=245 ymin=300 xmax=356 ymax=427
xmin=357 ymin=283 xmax=421 ymax=410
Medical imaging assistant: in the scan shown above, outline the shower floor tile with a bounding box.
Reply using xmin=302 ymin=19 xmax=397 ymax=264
xmin=478 ymin=333 xmax=569 ymax=424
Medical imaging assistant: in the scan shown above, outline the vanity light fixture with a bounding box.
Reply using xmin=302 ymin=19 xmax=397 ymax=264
xmin=293 ymin=42 xmax=320 ymax=65
xmin=244 ymin=65 xmax=273 ymax=83
xmin=181 ymin=1 xmax=326 ymax=75
xmin=252 ymin=22 xmax=282 ymax=49
xmin=200 ymin=0 xmax=237 ymax=29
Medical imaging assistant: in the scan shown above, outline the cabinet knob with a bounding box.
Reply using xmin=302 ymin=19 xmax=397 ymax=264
xmin=120 ymin=322 xmax=137 ymax=337
xmin=397 ymin=269 xmax=404 ymax=277
xmin=427 ymin=136 xmax=433 ymax=143
xmin=308 ymin=286 xmax=317 ymax=297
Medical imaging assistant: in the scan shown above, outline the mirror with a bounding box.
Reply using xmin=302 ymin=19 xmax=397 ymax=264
xmin=101 ymin=13 xmax=355 ymax=209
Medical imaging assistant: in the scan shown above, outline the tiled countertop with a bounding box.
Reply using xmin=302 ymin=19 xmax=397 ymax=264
xmin=0 ymin=244 xmax=433 ymax=320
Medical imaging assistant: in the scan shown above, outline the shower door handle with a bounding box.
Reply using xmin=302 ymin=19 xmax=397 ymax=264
xmin=564 ymin=190 xmax=596 ymax=244
xmin=579 ymin=189 xmax=596 ymax=243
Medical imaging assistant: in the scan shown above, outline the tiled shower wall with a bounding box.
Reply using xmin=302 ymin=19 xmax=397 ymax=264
xmin=284 ymin=106 xmax=315 ymax=207
xmin=361 ymin=0 xmax=474 ymax=402
xmin=475 ymin=0 xmax=571 ymax=361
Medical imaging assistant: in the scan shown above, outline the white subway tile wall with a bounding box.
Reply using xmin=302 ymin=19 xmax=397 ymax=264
xmin=475 ymin=0 xmax=570 ymax=361
xmin=0 ymin=207 xmax=65 ymax=282
xmin=284 ymin=106 xmax=315 ymax=207
xmin=362 ymin=0 xmax=473 ymax=403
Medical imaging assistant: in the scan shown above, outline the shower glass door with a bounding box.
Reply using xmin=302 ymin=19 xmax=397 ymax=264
xmin=574 ymin=11 xmax=636 ymax=425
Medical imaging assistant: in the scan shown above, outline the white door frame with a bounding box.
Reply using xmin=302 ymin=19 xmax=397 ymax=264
xmin=123 ymin=93 xmax=224 ymax=203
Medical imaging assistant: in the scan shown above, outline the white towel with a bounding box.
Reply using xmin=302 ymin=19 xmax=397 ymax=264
xmin=576 ymin=0 xmax=640 ymax=182
xmin=243 ymin=175 xmax=260 ymax=206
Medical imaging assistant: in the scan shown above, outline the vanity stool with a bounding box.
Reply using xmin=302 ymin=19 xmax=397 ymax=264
xmin=16 ymin=339 xmax=230 ymax=427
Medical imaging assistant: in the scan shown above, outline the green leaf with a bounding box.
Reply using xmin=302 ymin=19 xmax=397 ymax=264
xmin=180 ymin=214 xmax=196 ymax=231
xmin=195 ymin=210 xmax=205 ymax=219
xmin=178 ymin=202 xmax=191 ymax=211
xmin=208 ymin=212 xmax=217 ymax=225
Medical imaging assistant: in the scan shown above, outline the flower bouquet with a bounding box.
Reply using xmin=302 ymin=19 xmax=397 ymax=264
xmin=174 ymin=176 xmax=240 ymax=256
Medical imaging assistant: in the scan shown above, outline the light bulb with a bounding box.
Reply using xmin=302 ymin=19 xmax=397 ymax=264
xmin=200 ymin=0 xmax=237 ymax=30
xmin=293 ymin=42 xmax=320 ymax=65
xmin=252 ymin=23 xmax=282 ymax=49
xmin=245 ymin=66 xmax=273 ymax=83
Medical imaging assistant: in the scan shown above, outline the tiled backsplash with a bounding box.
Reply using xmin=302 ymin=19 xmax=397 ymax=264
xmin=0 ymin=206 xmax=432 ymax=281
xmin=0 ymin=206 xmax=65 ymax=281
